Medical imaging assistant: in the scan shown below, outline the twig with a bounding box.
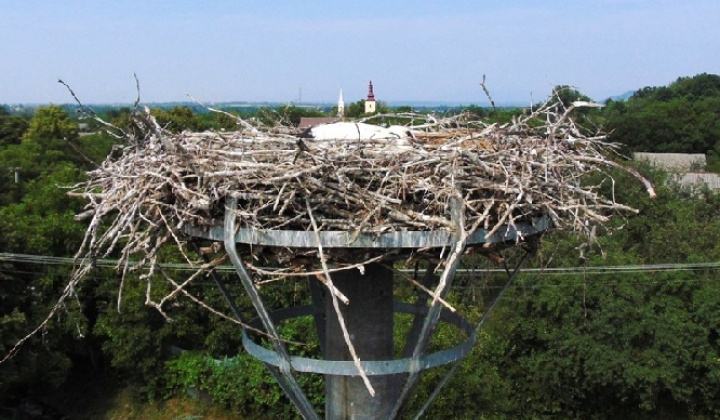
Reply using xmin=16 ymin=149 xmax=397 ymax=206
xmin=306 ymin=198 xmax=375 ymax=397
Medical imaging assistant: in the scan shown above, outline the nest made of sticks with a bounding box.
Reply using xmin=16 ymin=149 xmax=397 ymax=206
xmin=70 ymin=98 xmax=653 ymax=269
xmin=11 ymin=94 xmax=652 ymax=396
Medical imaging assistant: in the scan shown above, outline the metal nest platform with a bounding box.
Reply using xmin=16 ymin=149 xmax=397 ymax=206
xmin=185 ymin=197 xmax=547 ymax=420
xmin=61 ymin=97 xmax=653 ymax=419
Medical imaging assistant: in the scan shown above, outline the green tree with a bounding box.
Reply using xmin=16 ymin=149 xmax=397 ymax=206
xmin=552 ymin=85 xmax=593 ymax=108
xmin=0 ymin=106 xmax=84 ymax=179
xmin=0 ymin=165 xmax=90 ymax=399
xmin=152 ymin=106 xmax=211 ymax=133
xmin=603 ymin=74 xmax=720 ymax=160
xmin=468 ymin=170 xmax=720 ymax=419
xmin=669 ymin=73 xmax=720 ymax=100
xmin=0 ymin=106 xmax=29 ymax=147
xmin=345 ymin=100 xmax=366 ymax=118
xmin=210 ymin=110 xmax=247 ymax=131
xmin=279 ymin=105 xmax=326 ymax=126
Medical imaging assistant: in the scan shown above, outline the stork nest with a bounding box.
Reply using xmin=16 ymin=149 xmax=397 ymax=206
xmin=61 ymin=97 xmax=654 ymax=322
xmin=1 ymin=88 xmax=659 ymax=387
xmin=50 ymin=96 xmax=658 ymax=389
xmin=71 ymin=98 xmax=653 ymax=265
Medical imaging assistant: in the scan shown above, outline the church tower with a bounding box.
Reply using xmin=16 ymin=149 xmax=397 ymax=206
xmin=364 ymin=80 xmax=376 ymax=114
xmin=337 ymin=89 xmax=345 ymax=118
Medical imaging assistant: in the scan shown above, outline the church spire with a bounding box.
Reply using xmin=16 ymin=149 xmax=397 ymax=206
xmin=366 ymin=80 xmax=375 ymax=101
xmin=364 ymin=80 xmax=376 ymax=114
xmin=337 ymin=89 xmax=345 ymax=118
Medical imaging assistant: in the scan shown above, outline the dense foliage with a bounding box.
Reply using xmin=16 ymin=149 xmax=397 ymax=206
xmin=464 ymin=170 xmax=720 ymax=419
xmin=603 ymin=73 xmax=720 ymax=171
xmin=1 ymin=74 xmax=720 ymax=418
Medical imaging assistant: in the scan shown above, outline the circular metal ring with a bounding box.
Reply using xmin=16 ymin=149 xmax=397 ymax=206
xmin=242 ymin=302 xmax=476 ymax=376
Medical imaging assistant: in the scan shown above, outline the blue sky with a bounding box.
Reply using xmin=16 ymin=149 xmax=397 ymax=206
xmin=1 ymin=0 xmax=719 ymax=105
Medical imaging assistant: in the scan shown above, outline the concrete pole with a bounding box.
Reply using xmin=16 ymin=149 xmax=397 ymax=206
xmin=324 ymin=263 xmax=401 ymax=419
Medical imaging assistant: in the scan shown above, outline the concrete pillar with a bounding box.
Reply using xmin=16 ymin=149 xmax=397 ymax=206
xmin=324 ymin=263 xmax=399 ymax=419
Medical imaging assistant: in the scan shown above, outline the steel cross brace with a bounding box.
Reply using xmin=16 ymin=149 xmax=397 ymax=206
xmin=412 ymin=246 xmax=535 ymax=419
xmin=388 ymin=198 xmax=466 ymax=418
xmin=223 ymin=196 xmax=319 ymax=420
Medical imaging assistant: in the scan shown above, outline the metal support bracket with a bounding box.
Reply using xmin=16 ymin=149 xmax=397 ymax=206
xmin=184 ymin=199 xmax=546 ymax=419
xmin=224 ymin=196 xmax=319 ymax=420
xmin=412 ymin=247 xmax=535 ymax=419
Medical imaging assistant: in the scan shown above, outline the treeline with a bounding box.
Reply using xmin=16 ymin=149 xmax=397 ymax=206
xmin=603 ymin=73 xmax=720 ymax=171
xmin=1 ymin=74 xmax=720 ymax=418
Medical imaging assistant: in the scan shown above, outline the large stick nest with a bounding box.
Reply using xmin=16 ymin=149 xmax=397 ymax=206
xmin=70 ymin=98 xmax=653 ymax=271
xmin=2 ymin=95 xmax=655 ymax=378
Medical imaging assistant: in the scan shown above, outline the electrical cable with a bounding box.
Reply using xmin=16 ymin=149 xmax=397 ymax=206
xmin=2 ymin=252 xmax=720 ymax=276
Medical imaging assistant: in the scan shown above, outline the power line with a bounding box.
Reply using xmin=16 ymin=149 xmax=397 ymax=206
xmin=1 ymin=252 xmax=719 ymax=276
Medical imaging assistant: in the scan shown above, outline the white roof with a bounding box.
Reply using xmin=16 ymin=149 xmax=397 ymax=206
xmin=674 ymin=172 xmax=720 ymax=190
xmin=634 ymin=152 xmax=707 ymax=171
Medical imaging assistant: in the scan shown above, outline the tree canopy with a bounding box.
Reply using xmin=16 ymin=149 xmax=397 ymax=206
xmin=604 ymin=73 xmax=720 ymax=170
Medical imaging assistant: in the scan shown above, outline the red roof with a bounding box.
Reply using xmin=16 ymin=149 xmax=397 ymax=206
xmin=298 ymin=117 xmax=338 ymax=129
xmin=366 ymin=80 xmax=375 ymax=101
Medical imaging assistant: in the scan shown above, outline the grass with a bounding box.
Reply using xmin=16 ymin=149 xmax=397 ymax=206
xmin=100 ymin=388 xmax=239 ymax=420
xmin=41 ymin=369 xmax=244 ymax=420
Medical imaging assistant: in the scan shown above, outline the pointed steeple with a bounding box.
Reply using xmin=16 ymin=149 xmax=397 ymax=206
xmin=337 ymin=89 xmax=345 ymax=118
xmin=366 ymin=80 xmax=375 ymax=101
xmin=365 ymin=80 xmax=376 ymax=114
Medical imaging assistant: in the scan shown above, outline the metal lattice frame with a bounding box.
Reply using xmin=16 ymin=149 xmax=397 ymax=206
xmin=188 ymin=197 xmax=544 ymax=419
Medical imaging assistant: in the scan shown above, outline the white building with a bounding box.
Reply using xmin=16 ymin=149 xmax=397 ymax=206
xmin=364 ymin=80 xmax=376 ymax=114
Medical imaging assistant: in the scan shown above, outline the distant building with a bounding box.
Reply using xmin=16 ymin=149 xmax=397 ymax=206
xmin=675 ymin=172 xmax=720 ymax=190
xmin=633 ymin=152 xmax=719 ymax=191
xmin=298 ymin=117 xmax=337 ymax=130
xmin=337 ymin=89 xmax=345 ymax=118
xmin=298 ymin=89 xmax=345 ymax=129
xmin=364 ymin=81 xmax=376 ymax=114
xmin=633 ymin=152 xmax=706 ymax=172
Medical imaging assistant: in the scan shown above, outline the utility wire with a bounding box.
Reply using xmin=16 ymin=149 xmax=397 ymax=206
xmin=1 ymin=252 xmax=719 ymax=276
